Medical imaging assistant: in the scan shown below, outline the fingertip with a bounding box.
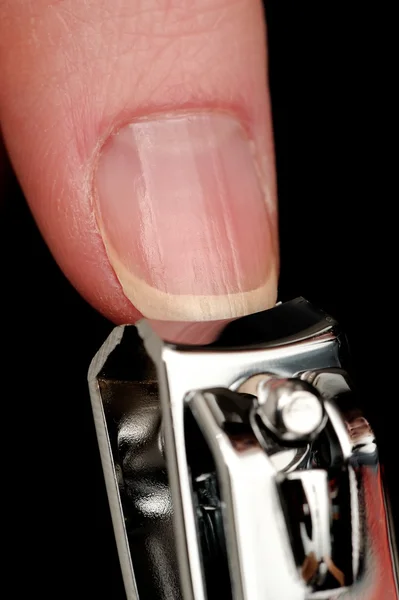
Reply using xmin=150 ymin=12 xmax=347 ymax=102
xmin=0 ymin=0 xmax=278 ymax=323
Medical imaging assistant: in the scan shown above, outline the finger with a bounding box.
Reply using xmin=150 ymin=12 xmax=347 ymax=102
xmin=0 ymin=0 xmax=278 ymax=323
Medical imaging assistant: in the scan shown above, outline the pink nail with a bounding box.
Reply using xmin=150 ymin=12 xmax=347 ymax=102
xmin=94 ymin=112 xmax=277 ymax=320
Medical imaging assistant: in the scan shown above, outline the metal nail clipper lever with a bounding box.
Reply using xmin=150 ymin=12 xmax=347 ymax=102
xmin=88 ymin=298 xmax=398 ymax=600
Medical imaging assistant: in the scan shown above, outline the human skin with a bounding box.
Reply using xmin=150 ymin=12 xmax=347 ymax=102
xmin=0 ymin=0 xmax=278 ymax=324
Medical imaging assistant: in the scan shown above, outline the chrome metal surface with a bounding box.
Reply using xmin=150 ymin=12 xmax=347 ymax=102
xmin=253 ymin=377 xmax=327 ymax=442
xmin=88 ymin=297 xmax=398 ymax=600
xmin=186 ymin=388 xmax=304 ymax=600
xmin=88 ymin=327 xmax=140 ymax=600
xmin=136 ymin=300 xmax=346 ymax=600
xmin=281 ymin=470 xmax=332 ymax=588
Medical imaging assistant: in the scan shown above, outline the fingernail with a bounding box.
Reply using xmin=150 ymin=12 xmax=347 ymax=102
xmin=94 ymin=112 xmax=277 ymax=321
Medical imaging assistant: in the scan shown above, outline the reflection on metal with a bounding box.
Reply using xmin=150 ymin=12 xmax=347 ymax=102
xmin=88 ymin=298 xmax=398 ymax=600
xmin=251 ymin=377 xmax=327 ymax=443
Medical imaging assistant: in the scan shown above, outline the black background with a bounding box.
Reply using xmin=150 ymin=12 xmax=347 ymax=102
xmin=1 ymin=2 xmax=394 ymax=598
